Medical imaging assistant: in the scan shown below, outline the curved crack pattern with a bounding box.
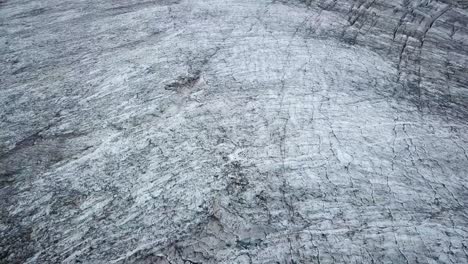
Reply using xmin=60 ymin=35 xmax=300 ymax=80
xmin=1 ymin=0 xmax=468 ymax=263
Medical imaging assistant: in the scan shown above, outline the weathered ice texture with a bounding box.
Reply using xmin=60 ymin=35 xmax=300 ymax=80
xmin=1 ymin=0 xmax=468 ymax=263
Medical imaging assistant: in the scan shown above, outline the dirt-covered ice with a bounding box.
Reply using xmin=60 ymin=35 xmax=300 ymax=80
xmin=1 ymin=0 xmax=468 ymax=263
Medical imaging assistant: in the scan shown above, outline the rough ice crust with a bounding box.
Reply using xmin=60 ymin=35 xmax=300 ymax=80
xmin=1 ymin=0 xmax=468 ymax=263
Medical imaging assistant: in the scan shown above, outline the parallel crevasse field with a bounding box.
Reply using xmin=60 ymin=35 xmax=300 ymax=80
xmin=1 ymin=0 xmax=468 ymax=263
